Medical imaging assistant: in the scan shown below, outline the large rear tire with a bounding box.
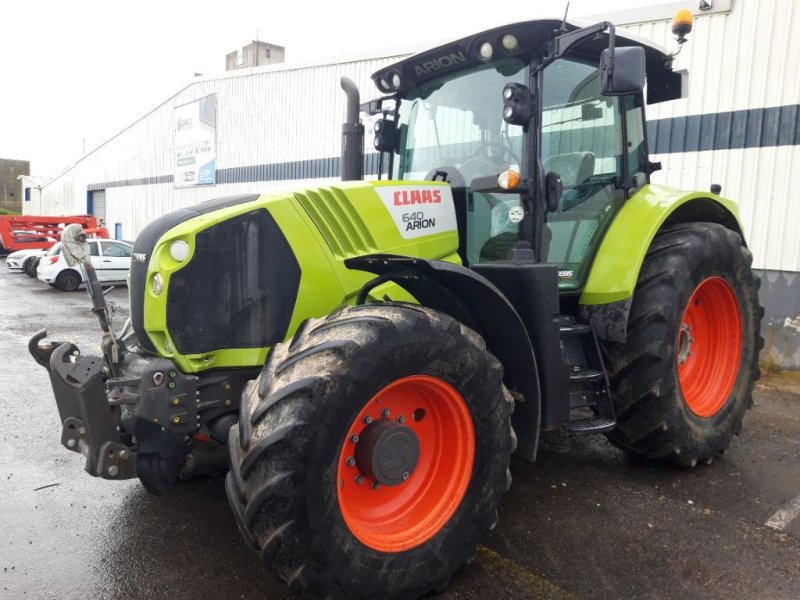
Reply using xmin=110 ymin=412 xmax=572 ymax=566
xmin=602 ymin=223 xmax=762 ymax=466
xmin=226 ymin=304 xmax=515 ymax=598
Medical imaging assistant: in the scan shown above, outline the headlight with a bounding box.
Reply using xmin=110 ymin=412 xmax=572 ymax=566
xmin=169 ymin=240 xmax=190 ymax=262
xmin=152 ymin=273 xmax=164 ymax=295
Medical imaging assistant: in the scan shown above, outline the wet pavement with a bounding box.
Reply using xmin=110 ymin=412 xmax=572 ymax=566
xmin=1 ymin=261 xmax=798 ymax=599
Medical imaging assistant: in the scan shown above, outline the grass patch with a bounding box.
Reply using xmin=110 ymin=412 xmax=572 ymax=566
xmin=759 ymin=355 xmax=782 ymax=375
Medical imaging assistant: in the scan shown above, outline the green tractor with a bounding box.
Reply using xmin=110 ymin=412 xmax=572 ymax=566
xmin=31 ymin=13 xmax=761 ymax=599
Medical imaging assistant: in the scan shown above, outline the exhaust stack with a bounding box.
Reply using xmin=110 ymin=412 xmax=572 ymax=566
xmin=340 ymin=77 xmax=364 ymax=181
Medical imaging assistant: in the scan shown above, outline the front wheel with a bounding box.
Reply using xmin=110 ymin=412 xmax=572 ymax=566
xmin=226 ymin=304 xmax=515 ymax=598
xmin=603 ymin=223 xmax=763 ymax=466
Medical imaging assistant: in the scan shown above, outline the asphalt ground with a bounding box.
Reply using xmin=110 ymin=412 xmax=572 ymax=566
xmin=1 ymin=260 xmax=798 ymax=599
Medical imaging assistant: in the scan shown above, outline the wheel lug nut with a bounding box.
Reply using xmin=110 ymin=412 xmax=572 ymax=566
xmin=371 ymin=481 xmax=381 ymax=490
xmin=363 ymin=415 xmax=372 ymax=425
xmin=355 ymin=475 xmax=364 ymax=485
xmin=381 ymin=408 xmax=391 ymax=418
xmin=350 ymin=434 xmax=360 ymax=444
xmin=346 ymin=456 xmax=356 ymax=467
xmin=396 ymin=415 xmax=406 ymax=424
xmin=402 ymin=471 xmax=410 ymax=480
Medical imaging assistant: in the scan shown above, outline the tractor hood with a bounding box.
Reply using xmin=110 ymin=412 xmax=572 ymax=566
xmin=128 ymin=181 xmax=459 ymax=373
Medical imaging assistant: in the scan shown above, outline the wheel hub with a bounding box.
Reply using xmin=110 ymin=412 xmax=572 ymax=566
xmin=354 ymin=419 xmax=419 ymax=486
xmin=678 ymin=323 xmax=694 ymax=364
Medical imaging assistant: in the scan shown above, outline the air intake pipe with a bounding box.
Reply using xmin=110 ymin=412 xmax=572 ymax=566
xmin=340 ymin=77 xmax=364 ymax=181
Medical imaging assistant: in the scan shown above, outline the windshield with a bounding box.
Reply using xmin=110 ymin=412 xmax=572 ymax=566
xmin=395 ymin=58 xmax=528 ymax=183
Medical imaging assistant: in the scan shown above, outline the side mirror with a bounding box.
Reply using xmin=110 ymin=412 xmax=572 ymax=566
xmin=600 ymin=46 xmax=646 ymax=96
xmin=545 ymin=172 xmax=562 ymax=212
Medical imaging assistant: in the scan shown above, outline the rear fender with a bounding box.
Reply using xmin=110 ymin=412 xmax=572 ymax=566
xmin=581 ymin=184 xmax=744 ymax=341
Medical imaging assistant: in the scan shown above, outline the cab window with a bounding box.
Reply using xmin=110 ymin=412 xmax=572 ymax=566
xmin=541 ymin=57 xmax=625 ymax=289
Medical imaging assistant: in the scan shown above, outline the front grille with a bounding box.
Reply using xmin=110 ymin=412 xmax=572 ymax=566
xmin=166 ymin=208 xmax=300 ymax=355
xmin=130 ymin=194 xmax=260 ymax=354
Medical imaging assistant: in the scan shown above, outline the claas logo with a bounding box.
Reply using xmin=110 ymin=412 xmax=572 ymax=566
xmin=393 ymin=189 xmax=443 ymax=206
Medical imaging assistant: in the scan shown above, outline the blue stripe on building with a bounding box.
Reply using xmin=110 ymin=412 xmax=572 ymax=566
xmin=88 ymin=103 xmax=800 ymax=191
xmin=87 ymin=154 xmax=384 ymax=191
xmin=646 ymin=104 xmax=800 ymax=154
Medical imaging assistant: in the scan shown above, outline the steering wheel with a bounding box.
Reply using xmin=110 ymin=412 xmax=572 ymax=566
xmin=459 ymin=142 xmax=515 ymax=184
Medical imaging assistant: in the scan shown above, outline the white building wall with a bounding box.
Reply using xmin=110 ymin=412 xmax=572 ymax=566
xmin=32 ymin=54 xmax=406 ymax=238
xmin=623 ymin=0 xmax=800 ymax=273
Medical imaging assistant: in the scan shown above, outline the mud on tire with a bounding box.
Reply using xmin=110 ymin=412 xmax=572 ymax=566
xmin=226 ymin=303 xmax=515 ymax=598
xmin=602 ymin=223 xmax=763 ymax=466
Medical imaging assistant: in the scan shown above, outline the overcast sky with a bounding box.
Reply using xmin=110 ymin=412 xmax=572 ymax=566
xmin=0 ymin=0 xmax=671 ymax=176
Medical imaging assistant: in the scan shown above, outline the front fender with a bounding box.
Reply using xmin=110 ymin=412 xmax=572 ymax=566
xmin=580 ymin=184 xmax=744 ymax=306
xmin=346 ymin=254 xmax=542 ymax=461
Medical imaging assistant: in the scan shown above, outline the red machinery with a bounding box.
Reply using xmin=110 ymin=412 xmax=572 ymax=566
xmin=0 ymin=215 xmax=109 ymax=254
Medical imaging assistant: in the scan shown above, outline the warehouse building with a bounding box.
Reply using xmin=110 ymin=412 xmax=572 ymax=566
xmin=23 ymin=0 xmax=800 ymax=367
xmin=1 ymin=158 xmax=29 ymax=213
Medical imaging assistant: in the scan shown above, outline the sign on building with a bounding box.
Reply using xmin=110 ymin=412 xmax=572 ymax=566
xmin=174 ymin=95 xmax=217 ymax=187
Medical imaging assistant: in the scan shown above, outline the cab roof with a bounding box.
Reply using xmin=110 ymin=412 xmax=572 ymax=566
xmin=372 ymin=19 xmax=682 ymax=104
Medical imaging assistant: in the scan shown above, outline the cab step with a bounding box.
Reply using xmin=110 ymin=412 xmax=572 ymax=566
xmin=569 ymin=368 xmax=603 ymax=383
xmin=565 ymin=416 xmax=616 ymax=434
xmin=557 ymin=313 xmax=617 ymax=435
xmin=559 ymin=322 xmax=592 ymax=336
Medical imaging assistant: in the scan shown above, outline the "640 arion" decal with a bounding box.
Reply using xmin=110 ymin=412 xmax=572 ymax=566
xmin=375 ymin=185 xmax=457 ymax=240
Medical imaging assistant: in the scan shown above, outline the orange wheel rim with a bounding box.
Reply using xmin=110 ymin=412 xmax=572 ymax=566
xmin=336 ymin=375 xmax=475 ymax=552
xmin=677 ymin=277 xmax=742 ymax=417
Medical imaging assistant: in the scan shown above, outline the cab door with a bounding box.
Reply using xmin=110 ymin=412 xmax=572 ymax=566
xmin=539 ymin=56 xmax=628 ymax=291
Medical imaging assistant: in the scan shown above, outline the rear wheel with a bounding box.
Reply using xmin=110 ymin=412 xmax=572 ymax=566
xmin=56 ymin=269 xmax=81 ymax=292
xmin=227 ymin=304 xmax=515 ymax=598
xmin=603 ymin=223 xmax=762 ymax=466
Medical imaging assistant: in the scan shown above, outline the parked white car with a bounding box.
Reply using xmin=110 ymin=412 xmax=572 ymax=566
xmin=6 ymin=248 xmax=48 ymax=271
xmin=37 ymin=240 xmax=134 ymax=291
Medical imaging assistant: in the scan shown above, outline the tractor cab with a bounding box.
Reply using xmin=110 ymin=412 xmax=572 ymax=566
xmin=364 ymin=19 xmax=684 ymax=290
